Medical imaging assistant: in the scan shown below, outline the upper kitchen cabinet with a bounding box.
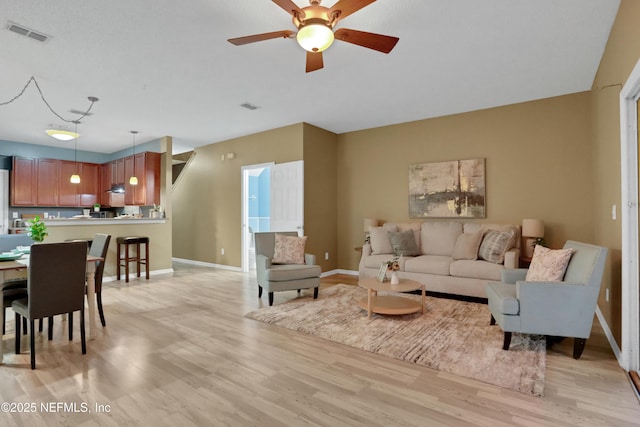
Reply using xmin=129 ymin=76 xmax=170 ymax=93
xmin=79 ymin=162 xmax=100 ymax=206
xmin=109 ymin=158 xmax=125 ymax=186
xmin=10 ymin=153 xmax=161 ymax=207
xmin=125 ymin=152 xmax=161 ymax=206
xmin=58 ymin=160 xmax=79 ymax=206
xmin=11 ymin=156 xmax=37 ymax=206
xmin=37 ymin=158 xmax=59 ymax=206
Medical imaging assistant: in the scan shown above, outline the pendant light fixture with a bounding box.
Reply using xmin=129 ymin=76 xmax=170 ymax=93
xmin=129 ymin=130 xmax=138 ymax=185
xmin=70 ymin=120 xmax=81 ymax=184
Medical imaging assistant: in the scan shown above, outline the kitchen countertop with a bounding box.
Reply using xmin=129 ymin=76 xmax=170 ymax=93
xmin=43 ymin=218 xmax=166 ymax=226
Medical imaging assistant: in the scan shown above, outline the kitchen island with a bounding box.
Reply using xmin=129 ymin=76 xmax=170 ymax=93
xmin=42 ymin=217 xmax=172 ymax=280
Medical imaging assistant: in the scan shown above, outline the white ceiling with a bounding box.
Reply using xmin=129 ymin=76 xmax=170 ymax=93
xmin=0 ymin=0 xmax=621 ymax=154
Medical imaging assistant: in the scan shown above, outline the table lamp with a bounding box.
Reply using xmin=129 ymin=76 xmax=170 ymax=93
xmin=522 ymin=219 xmax=544 ymax=258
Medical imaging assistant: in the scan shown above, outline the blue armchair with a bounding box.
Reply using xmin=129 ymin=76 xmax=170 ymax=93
xmin=486 ymin=240 xmax=608 ymax=359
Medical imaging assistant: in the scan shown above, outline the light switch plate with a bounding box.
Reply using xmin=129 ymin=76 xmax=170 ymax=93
xmin=612 ymin=204 xmax=617 ymax=220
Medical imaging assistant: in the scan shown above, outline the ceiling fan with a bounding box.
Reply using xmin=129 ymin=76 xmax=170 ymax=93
xmin=228 ymin=0 xmax=399 ymax=72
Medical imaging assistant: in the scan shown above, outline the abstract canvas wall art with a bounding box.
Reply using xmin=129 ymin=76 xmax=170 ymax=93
xmin=409 ymin=159 xmax=486 ymax=218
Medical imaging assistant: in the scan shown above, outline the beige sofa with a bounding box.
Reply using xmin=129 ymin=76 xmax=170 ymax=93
xmin=358 ymin=221 xmax=521 ymax=299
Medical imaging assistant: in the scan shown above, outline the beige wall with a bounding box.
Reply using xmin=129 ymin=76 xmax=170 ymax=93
xmin=302 ymin=123 xmax=338 ymax=271
xmin=171 ymin=1 xmax=640 ymax=349
xmin=172 ymin=124 xmax=304 ymax=266
xmin=336 ymin=93 xmax=594 ymax=270
xmin=590 ymin=0 xmax=640 ymax=343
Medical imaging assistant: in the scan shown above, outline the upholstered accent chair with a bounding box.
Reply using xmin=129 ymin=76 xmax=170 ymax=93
xmin=254 ymin=232 xmax=321 ymax=306
xmin=486 ymin=240 xmax=608 ymax=359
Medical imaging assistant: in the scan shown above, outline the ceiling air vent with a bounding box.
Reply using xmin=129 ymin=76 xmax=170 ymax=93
xmin=6 ymin=21 xmax=50 ymax=43
xmin=240 ymin=102 xmax=259 ymax=111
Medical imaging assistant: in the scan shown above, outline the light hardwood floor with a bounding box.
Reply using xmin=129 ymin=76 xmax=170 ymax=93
xmin=1 ymin=264 xmax=638 ymax=426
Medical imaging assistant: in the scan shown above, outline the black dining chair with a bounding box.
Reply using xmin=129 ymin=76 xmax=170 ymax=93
xmin=2 ymin=278 xmax=27 ymax=335
xmin=12 ymin=241 xmax=88 ymax=369
xmin=88 ymin=233 xmax=111 ymax=327
xmin=47 ymin=233 xmax=111 ymax=337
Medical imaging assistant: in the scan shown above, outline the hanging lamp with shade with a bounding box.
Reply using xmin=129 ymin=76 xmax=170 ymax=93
xmin=129 ymin=130 xmax=138 ymax=185
xmin=69 ymin=120 xmax=81 ymax=184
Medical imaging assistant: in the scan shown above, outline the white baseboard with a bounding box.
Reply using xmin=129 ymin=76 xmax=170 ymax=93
xmin=596 ymin=305 xmax=622 ymax=367
xmin=171 ymin=257 xmax=243 ymax=272
xmin=103 ymin=268 xmax=174 ymax=283
xmin=320 ymin=269 xmax=358 ymax=277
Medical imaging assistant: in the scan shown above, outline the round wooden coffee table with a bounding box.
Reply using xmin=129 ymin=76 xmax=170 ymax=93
xmin=357 ymin=277 xmax=425 ymax=319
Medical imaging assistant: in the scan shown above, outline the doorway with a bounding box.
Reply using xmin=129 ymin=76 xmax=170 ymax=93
xmin=241 ymin=160 xmax=304 ymax=273
xmin=620 ymin=57 xmax=640 ymax=372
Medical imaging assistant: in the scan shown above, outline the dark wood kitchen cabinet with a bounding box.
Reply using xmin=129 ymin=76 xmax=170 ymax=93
xmin=11 ymin=156 xmax=37 ymax=206
xmin=124 ymin=152 xmax=161 ymax=206
xmin=10 ymin=153 xmax=160 ymax=207
xmin=58 ymin=160 xmax=80 ymax=206
xmin=110 ymin=158 xmax=125 ymax=185
xmin=79 ymin=162 xmax=100 ymax=206
xmin=37 ymin=158 xmax=59 ymax=206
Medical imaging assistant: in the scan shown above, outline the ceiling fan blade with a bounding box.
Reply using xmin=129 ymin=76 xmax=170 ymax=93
xmin=329 ymin=0 xmax=376 ymax=21
xmin=228 ymin=30 xmax=293 ymax=46
xmin=334 ymin=28 xmax=399 ymax=53
xmin=306 ymin=51 xmax=324 ymax=73
xmin=272 ymin=0 xmax=306 ymax=18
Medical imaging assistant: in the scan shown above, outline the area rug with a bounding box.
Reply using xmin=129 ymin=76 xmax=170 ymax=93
xmin=245 ymin=284 xmax=546 ymax=396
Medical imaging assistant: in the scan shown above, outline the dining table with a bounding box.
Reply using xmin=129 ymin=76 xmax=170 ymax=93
xmin=0 ymin=252 xmax=103 ymax=364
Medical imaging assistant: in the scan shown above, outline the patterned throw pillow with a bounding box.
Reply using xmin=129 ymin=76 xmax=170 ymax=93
xmin=526 ymin=245 xmax=574 ymax=281
xmin=272 ymin=234 xmax=307 ymax=264
xmin=478 ymin=230 xmax=514 ymax=264
xmin=388 ymin=230 xmax=421 ymax=256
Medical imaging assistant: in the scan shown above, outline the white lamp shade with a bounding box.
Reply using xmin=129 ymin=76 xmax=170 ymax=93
xmin=129 ymin=176 xmax=138 ymax=185
xmin=363 ymin=218 xmax=378 ymax=233
xmin=522 ymin=219 xmax=544 ymax=238
xmin=70 ymin=174 xmax=81 ymax=184
xmin=296 ymin=24 xmax=334 ymax=52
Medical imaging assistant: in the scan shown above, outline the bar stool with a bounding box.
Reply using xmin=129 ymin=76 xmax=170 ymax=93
xmin=116 ymin=236 xmax=150 ymax=282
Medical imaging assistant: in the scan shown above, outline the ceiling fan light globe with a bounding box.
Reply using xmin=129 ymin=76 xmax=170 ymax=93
xmin=296 ymin=24 xmax=334 ymax=52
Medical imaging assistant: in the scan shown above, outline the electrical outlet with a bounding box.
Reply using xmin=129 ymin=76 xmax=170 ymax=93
xmin=221 ymin=248 xmax=225 ymax=255
xmin=612 ymin=204 xmax=617 ymax=220
xmin=606 ymin=288 xmax=610 ymax=302
xmin=325 ymin=252 xmax=329 ymax=260
xmin=12 ymin=212 xmax=18 ymax=219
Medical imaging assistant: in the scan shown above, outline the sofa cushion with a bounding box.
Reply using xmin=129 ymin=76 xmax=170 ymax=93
xmin=389 ymin=230 xmax=420 ymax=256
xmin=452 ymin=230 xmax=484 ymax=260
xmin=370 ymin=225 xmax=397 ymax=254
xmin=272 ymin=234 xmax=307 ymax=264
xmin=526 ymin=245 xmax=574 ymax=281
xmin=266 ymin=264 xmax=322 ymax=281
xmin=364 ymin=254 xmax=398 ymax=270
xmin=450 ymin=259 xmax=504 ymax=281
xmin=404 ymin=255 xmax=452 ymax=276
xmin=420 ymin=222 xmax=463 ymax=256
xmin=478 ymin=230 xmax=514 ymax=264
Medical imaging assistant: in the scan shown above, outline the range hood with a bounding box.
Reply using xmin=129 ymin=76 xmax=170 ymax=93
xmin=107 ymin=184 xmax=125 ymax=193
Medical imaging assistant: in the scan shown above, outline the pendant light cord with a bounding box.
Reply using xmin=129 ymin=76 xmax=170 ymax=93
xmin=0 ymin=76 xmax=98 ymax=123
